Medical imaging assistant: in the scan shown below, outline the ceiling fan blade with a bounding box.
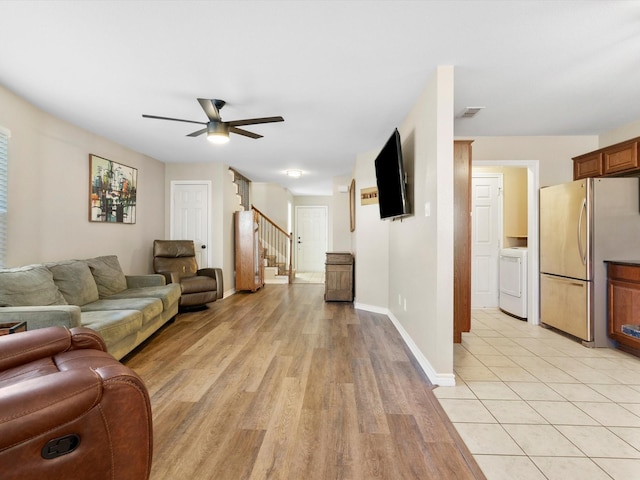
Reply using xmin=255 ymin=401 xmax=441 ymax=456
xmin=227 ymin=116 xmax=284 ymax=127
xmin=186 ymin=128 xmax=208 ymax=137
xmin=142 ymin=114 xmax=207 ymax=125
xmin=230 ymin=127 xmax=263 ymax=139
xmin=197 ymin=98 xmax=222 ymax=122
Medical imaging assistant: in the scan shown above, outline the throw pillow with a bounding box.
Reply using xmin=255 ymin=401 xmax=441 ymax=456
xmin=48 ymin=260 xmax=100 ymax=306
xmin=86 ymin=255 xmax=128 ymax=298
xmin=0 ymin=264 xmax=67 ymax=307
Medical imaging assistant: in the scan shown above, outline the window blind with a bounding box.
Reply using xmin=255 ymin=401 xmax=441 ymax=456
xmin=0 ymin=127 xmax=8 ymax=268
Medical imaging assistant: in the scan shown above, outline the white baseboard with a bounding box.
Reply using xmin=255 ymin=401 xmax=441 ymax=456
xmin=354 ymin=303 xmax=456 ymax=387
xmin=353 ymin=302 xmax=387 ymax=314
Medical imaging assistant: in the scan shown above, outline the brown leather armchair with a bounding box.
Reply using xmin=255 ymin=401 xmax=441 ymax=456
xmin=0 ymin=326 xmax=152 ymax=480
xmin=153 ymin=240 xmax=223 ymax=309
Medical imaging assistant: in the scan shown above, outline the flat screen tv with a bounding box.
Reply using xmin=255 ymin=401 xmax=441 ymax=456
xmin=374 ymin=129 xmax=410 ymax=220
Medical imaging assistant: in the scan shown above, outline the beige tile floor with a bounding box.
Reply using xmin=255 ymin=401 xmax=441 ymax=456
xmin=434 ymin=308 xmax=640 ymax=480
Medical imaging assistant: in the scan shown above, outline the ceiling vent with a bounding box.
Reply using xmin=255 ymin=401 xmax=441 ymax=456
xmin=459 ymin=107 xmax=485 ymax=118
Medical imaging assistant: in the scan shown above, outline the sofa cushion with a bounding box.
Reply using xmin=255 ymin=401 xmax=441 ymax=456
xmin=48 ymin=261 xmax=100 ymax=306
xmin=109 ymin=283 xmax=182 ymax=311
xmin=0 ymin=265 xmax=67 ymax=307
xmin=81 ymin=298 xmax=163 ymax=326
xmin=80 ymin=310 xmax=143 ymax=348
xmin=86 ymin=256 xmax=127 ymax=298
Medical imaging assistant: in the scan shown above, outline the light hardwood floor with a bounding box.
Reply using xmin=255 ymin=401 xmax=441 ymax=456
xmin=124 ymin=284 xmax=484 ymax=479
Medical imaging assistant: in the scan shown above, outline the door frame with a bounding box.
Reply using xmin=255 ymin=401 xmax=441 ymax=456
xmin=471 ymin=172 xmax=503 ymax=308
xmin=473 ymin=160 xmax=540 ymax=325
xmin=169 ymin=180 xmax=212 ymax=268
xmin=294 ymin=205 xmax=328 ymax=271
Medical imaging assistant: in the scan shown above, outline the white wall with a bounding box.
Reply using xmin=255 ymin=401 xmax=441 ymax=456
xmin=0 ymin=84 xmax=165 ymax=273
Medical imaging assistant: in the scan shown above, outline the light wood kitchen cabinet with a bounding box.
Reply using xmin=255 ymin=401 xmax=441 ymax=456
xmin=325 ymin=252 xmax=354 ymax=302
xmin=235 ymin=210 xmax=264 ymax=292
xmin=573 ymin=137 xmax=640 ymax=180
xmin=606 ymin=261 xmax=640 ymax=358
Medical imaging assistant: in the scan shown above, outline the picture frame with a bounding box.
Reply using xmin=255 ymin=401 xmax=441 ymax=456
xmin=89 ymin=154 xmax=137 ymax=223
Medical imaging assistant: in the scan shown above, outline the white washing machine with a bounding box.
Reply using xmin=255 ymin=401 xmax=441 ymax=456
xmin=499 ymin=247 xmax=528 ymax=319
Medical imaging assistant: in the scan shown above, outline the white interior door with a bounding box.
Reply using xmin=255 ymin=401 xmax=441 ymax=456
xmin=471 ymin=174 xmax=502 ymax=307
xmin=295 ymin=206 xmax=327 ymax=272
xmin=170 ymin=181 xmax=211 ymax=267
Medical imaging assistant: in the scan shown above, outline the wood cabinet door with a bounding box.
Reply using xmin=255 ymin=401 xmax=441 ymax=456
xmin=603 ymin=142 xmax=639 ymax=175
xmin=573 ymin=152 xmax=603 ymax=180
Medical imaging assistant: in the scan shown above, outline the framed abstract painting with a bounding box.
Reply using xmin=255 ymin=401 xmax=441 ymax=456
xmin=89 ymin=154 xmax=137 ymax=223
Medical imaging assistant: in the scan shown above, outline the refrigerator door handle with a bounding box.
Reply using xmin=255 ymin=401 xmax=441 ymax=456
xmin=578 ymin=198 xmax=587 ymax=265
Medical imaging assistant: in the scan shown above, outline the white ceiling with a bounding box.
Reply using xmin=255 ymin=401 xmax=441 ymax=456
xmin=1 ymin=1 xmax=639 ymax=195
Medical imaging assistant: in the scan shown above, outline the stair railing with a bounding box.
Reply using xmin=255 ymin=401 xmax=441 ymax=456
xmin=251 ymin=204 xmax=293 ymax=284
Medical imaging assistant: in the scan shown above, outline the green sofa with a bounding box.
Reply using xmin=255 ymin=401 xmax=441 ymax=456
xmin=0 ymin=255 xmax=181 ymax=360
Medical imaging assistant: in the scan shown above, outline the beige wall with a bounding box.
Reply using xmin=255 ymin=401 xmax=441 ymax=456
xmin=353 ymin=149 xmax=389 ymax=308
xmin=331 ymin=176 xmax=352 ymax=252
xmin=0 ymin=84 xmax=165 ymax=273
xmin=599 ymin=120 xmax=640 ymax=147
xmin=354 ymin=66 xmax=456 ymax=381
xmin=470 ymin=136 xmax=598 ymax=187
xmin=251 ymin=182 xmax=292 ymax=231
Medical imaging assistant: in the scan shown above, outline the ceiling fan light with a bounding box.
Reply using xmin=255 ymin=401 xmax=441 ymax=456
xmin=207 ymin=122 xmax=229 ymax=144
xmin=207 ymin=131 xmax=229 ymax=144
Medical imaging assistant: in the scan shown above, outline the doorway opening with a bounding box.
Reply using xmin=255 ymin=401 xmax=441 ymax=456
xmin=472 ymin=160 xmax=540 ymax=325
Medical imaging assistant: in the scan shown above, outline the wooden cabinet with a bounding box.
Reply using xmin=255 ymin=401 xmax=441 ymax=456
xmin=325 ymin=252 xmax=354 ymax=302
xmin=235 ymin=210 xmax=264 ymax=292
xmin=603 ymin=141 xmax=639 ymax=175
xmin=573 ymin=137 xmax=640 ymax=180
xmin=453 ymin=140 xmax=472 ymax=342
xmin=606 ymin=261 xmax=640 ymax=357
xmin=573 ymin=152 xmax=603 ymax=179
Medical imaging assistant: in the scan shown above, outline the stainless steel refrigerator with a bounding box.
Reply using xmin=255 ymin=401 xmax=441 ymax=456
xmin=540 ymin=177 xmax=640 ymax=347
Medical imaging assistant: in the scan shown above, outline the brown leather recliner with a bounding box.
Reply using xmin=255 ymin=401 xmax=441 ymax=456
xmin=0 ymin=326 xmax=152 ymax=480
xmin=153 ymin=240 xmax=223 ymax=309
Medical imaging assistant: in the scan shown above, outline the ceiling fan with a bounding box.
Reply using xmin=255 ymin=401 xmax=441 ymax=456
xmin=142 ymin=98 xmax=284 ymax=144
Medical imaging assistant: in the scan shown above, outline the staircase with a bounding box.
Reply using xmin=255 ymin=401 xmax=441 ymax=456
xmin=251 ymin=205 xmax=293 ymax=284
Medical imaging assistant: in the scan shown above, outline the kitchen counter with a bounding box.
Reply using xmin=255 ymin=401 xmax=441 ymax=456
xmin=605 ymin=260 xmax=640 ymax=266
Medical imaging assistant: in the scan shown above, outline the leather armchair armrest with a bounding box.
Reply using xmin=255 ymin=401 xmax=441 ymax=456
xmin=69 ymin=327 xmax=107 ymax=352
xmin=0 ymin=326 xmax=76 ymax=371
xmin=197 ymin=267 xmax=223 ymax=299
xmin=152 ymin=270 xmax=185 ymax=285
xmin=0 ymin=368 xmax=102 ymax=450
